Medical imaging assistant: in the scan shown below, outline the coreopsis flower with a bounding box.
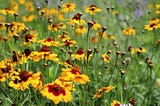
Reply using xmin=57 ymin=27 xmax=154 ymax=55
xmin=18 ymin=0 xmax=25 ymax=4
xmin=96 ymin=31 xmax=107 ymax=39
xmin=91 ymin=36 xmax=98 ymax=43
xmin=48 ymin=23 xmax=66 ymax=32
xmin=23 ymin=32 xmax=37 ymax=45
xmin=148 ymin=3 xmax=154 ymax=10
xmin=68 ymin=12 xmax=86 ymax=26
xmin=40 ymin=80 xmax=72 ymax=104
xmin=130 ymin=47 xmax=146 ymax=55
xmin=7 ymin=22 xmax=26 ymax=38
xmin=0 ymin=22 xmax=6 ymax=30
xmin=44 ymin=53 xmax=60 ymax=63
xmin=0 ymin=8 xmax=15 ymax=15
xmin=58 ymin=32 xmax=70 ymax=42
xmin=122 ymin=27 xmax=135 ymax=36
xmin=38 ymin=37 xmax=60 ymax=47
xmin=92 ymin=22 xmax=101 ymax=30
xmin=155 ymin=4 xmax=160 ymax=14
xmin=22 ymin=15 xmax=36 ymax=22
xmin=71 ymin=48 xmax=85 ymax=61
xmin=60 ymin=66 xmax=90 ymax=84
xmin=0 ymin=16 xmax=4 ymax=21
xmin=10 ymin=1 xmax=19 ymax=11
xmin=85 ymin=4 xmax=102 ymax=15
xmin=16 ymin=52 xmax=28 ymax=64
xmin=75 ymin=25 xmax=87 ymax=36
xmin=29 ymin=51 xmax=44 ymax=62
xmin=111 ymin=100 xmax=121 ymax=106
xmin=61 ymin=2 xmax=76 ymax=13
xmin=55 ymin=78 xmax=75 ymax=91
xmin=107 ymin=34 xmax=115 ymax=40
xmin=144 ymin=18 xmax=160 ymax=31
xmin=0 ymin=74 xmax=6 ymax=82
xmin=25 ymin=2 xmax=34 ymax=12
xmin=9 ymin=71 xmax=32 ymax=91
xmin=0 ymin=66 xmax=12 ymax=82
xmin=30 ymin=72 xmax=43 ymax=91
xmin=62 ymin=39 xmax=77 ymax=47
xmin=102 ymin=53 xmax=110 ymax=62
xmin=93 ymin=86 xmax=114 ymax=99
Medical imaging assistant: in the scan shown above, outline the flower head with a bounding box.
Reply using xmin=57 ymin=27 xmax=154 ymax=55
xmin=61 ymin=2 xmax=76 ymax=13
xmin=85 ymin=4 xmax=102 ymax=15
xmin=40 ymin=81 xmax=72 ymax=104
xmin=102 ymin=53 xmax=110 ymax=62
xmin=111 ymin=100 xmax=121 ymax=106
xmin=93 ymin=86 xmax=114 ymax=99
xmin=122 ymin=27 xmax=135 ymax=36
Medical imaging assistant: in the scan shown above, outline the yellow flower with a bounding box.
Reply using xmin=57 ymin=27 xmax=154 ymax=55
xmin=71 ymin=48 xmax=85 ymax=61
xmin=22 ymin=15 xmax=36 ymax=22
xmin=31 ymin=72 xmax=43 ymax=91
xmin=91 ymin=36 xmax=98 ymax=43
xmin=60 ymin=66 xmax=90 ymax=84
xmin=23 ymin=31 xmax=37 ymax=45
xmin=9 ymin=71 xmax=32 ymax=91
xmin=122 ymin=27 xmax=135 ymax=36
xmin=29 ymin=51 xmax=44 ymax=62
xmin=29 ymin=46 xmax=51 ymax=62
xmin=40 ymin=81 xmax=72 ymax=104
xmin=103 ymin=86 xmax=115 ymax=93
xmin=148 ymin=3 xmax=154 ymax=10
xmin=38 ymin=37 xmax=60 ymax=47
xmin=111 ymin=100 xmax=121 ymax=106
xmin=156 ymin=4 xmax=160 ymax=14
xmin=0 ymin=16 xmax=4 ymax=21
xmin=130 ymin=47 xmax=146 ymax=55
xmin=0 ymin=8 xmax=15 ymax=15
xmin=85 ymin=4 xmax=102 ymax=15
xmin=48 ymin=23 xmax=66 ymax=32
xmin=102 ymin=53 xmax=110 ymax=62
xmin=18 ymin=0 xmax=25 ymax=4
xmin=0 ymin=22 xmax=6 ymax=30
xmin=75 ymin=25 xmax=87 ymax=36
xmin=107 ymin=34 xmax=115 ymax=40
xmin=144 ymin=18 xmax=160 ymax=31
xmin=10 ymin=1 xmax=19 ymax=11
xmin=96 ymin=31 xmax=107 ymax=39
xmin=61 ymin=2 xmax=76 ymax=13
xmin=62 ymin=39 xmax=77 ymax=47
xmin=93 ymin=86 xmax=114 ymax=99
xmin=92 ymin=22 xmax=101 ymax=30
xmin=45 ymin=53 xmax=60 ymax=63
xmin=25 ymin=2 xmax=34 ymax=12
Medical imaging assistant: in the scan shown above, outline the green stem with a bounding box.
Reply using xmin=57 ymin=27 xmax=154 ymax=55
xmin=0 ymin=87 xmax=14 ymax=104
xmin=107 ymin=54 xmax=118 ymax=85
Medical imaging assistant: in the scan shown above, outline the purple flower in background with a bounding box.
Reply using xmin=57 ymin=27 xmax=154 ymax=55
xmin=35 ymin=0 xmax=42 ymax=8
xmin=134 ymin=8 xmax=143 ymax=19
xmin=118 ymin=14 xmax=124 ymax=21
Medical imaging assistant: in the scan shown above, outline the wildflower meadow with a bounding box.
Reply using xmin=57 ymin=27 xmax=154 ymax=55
xmin=0 ymin=0 xmax=160 ymax=106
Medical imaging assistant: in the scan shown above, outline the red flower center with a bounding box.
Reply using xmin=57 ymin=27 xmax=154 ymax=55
xmin=25 ymin=34 xmax=33 ymax=42
xmin=70 ymin=66 xmax=81 ymax=74
xmin=48 ymin=83 xmax=66 ymax=96
xmin=76 ymin=48 xmax=84 ymax=55
xmin=19 ymin=71 xmax=32 ymax=82
xmin=39 ymin=46 xmax=51 ymax=52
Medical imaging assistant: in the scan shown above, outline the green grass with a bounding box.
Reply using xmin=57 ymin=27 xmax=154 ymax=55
xmin=0 ymin=0 xmax=160 ymax=106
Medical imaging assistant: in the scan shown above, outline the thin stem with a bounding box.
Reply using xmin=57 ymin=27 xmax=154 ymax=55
xmin=86 ymin=27 xmax=91 ymax=49
xmin=0 ymin=87 xmax=14 ymax=104
xmin=107 ymin=54 xmax=118 ymax=85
